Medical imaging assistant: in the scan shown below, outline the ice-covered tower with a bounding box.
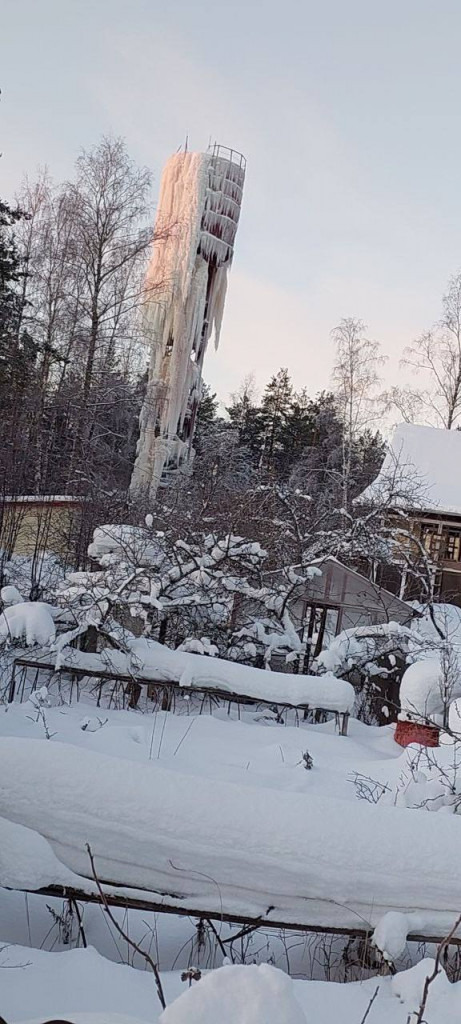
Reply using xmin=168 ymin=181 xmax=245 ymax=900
xmin=130 ymin=144 xmax=246 ymax=501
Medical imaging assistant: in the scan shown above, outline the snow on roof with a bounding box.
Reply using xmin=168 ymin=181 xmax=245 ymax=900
xmin=358 ymin=423 xmax=461 ymax=515
xmin=306 ymin=555 xmax=413 ymax=613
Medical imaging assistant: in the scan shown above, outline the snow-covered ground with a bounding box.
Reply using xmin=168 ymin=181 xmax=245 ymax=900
xmin=2 ymin=684 xmax=461 ymax=1020
xmin=3 ymin=943 xmax=461 ymax=1023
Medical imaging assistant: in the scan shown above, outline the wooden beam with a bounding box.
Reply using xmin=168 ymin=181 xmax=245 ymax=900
xmin=14 ymin=883 xmax=371 ymax=938
xmin=14 ymin=884 xmax=461 ymax=947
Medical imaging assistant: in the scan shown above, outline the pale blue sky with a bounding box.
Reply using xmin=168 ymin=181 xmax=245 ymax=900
xmin=2 ymin=0 xmax=461 ymax=403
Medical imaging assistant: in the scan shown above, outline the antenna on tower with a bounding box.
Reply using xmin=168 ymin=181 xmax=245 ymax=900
xmin=184 ymin=134 xmax=188 ymax=153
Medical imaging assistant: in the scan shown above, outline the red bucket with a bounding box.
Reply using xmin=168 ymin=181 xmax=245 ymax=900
xmin=394 ymin=719 xmax=440 ymax=748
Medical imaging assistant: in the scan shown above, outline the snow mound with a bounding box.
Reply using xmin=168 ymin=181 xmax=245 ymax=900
xmin=1 ymin=584 xmax=24 ymax=605
xmin=372 ymin=911 xmax=426 ymax=961
xmin=3 ymin=738 xmax=461 ymax=935
xmin=399 ymin=659 xmax=448 ymax=720
xmin=391 ymin=957 xmax=452 ymax=1011
xmin=20 ymin=1016 xmax=150 ymax=1024
xmin=88 ymin=524 xmax=162 ymax=567
xmin=0 ymin=601 xmax=56 ymax=646
xmin=160 ymin=964 xmax=306 ymax=1024
xmin=0 ymin=943 xmax=157 ymax=1024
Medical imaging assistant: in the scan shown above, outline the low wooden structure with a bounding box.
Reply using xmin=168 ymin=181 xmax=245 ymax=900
xmin=267 ymin=556 xmax=414 ymax=672
xmin=8 ymin=649 xmax=351 ymax=733
xmin=12 ymin=881 xmax=461 ymax=949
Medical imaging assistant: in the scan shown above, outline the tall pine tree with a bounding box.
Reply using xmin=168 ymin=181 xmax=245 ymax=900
xmin=259 ymin=368 xmax=293 ymax=473
xmin=0 ymin=199 xmax=37 ymax=395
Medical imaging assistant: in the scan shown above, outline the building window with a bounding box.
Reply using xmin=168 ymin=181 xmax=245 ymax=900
xmin=443 ymin=529 xmax=461 ymax=562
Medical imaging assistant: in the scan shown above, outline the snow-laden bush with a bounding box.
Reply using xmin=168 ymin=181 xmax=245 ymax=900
xmin=1 ymin=551 xmax=66 ymax=602
xmin=0 ymin=602 xmax=56 ymax=646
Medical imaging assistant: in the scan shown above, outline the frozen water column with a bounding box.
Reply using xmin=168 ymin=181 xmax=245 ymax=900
xmin=130 ymin=144 xmax=246 ymax=502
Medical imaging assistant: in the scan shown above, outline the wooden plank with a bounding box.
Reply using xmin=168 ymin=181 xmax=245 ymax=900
xmin=15 ymin=884 xmax=461 ymax=947
xmin=13 ymin=883 xmax=372 ymax=938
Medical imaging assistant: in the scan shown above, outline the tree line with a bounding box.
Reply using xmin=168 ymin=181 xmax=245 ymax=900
xmin=0 ymin=138 xmax=152 ymax=502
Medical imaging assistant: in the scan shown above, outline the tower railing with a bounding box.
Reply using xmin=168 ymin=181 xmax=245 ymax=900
xmin=208 ymin=142 xmax=247 ymax=172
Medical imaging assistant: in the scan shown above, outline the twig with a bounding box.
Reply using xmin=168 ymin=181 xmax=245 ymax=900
xmin=414 ymin=910 xmax=461 ymax=1024
xmin=205 ymin=916 xmax=231 ymax=963
xmin=223 ymin=922 xmax=263 ymax=945
xmin=70 ymin=898 xmax=87 ymax=948
xmin=86 ymin=844 xmax=166 ymax=1010
xmin=172 ymin=716 xmax=196 ymax=757
xmin=359 ymin=984 xmax=379 ymax=1024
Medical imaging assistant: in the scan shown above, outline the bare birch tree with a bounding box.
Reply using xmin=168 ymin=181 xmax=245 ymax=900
xmin=60 ymin=137 xmax=152 ymax=483
xmin=387 ymin=272 xmax=461 ymax=429
xmin=11 ymin=138 xmax=155 ymax=498
xmin=331 ymin=317 xmax=385 ymax=511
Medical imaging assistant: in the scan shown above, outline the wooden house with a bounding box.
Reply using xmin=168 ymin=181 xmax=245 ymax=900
xmin=359 ymin=423 xmax=461 ymax=606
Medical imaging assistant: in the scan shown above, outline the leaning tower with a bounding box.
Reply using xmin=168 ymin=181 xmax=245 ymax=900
xmin=130 ymin=144 xmax=246 ymax=502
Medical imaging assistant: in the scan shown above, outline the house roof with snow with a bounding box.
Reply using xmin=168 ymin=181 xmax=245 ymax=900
xmin=358 ymin=423 xmax=461 ymax=517
xmin=269 ymin=555 xmax=413 ymax=625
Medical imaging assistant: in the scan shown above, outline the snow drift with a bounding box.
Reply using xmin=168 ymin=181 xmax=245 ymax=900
xmin=1 ymin=737 xmax=461 ymax=937
xmin=159 ymin=964 xmax=306 ymax=1024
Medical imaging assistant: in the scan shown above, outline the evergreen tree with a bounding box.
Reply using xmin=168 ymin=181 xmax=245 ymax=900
xmin=0 ymin=199 xmax=37 ymax=397
xmin=349 ymin=428 xmax=386 ymax=497
xmin=0 ymin=199 xmax=40 ymax=494
xmin=196 ymin=382 xmax=219 ymax=433
xmin=289 ymin=392 xmax=343 ymax=502
xmin=259 ymin=368 xmax=293 ymax=472
xmin=194 ymin=381 xmax=221 ymax=457
xmin=277 ymin=387 xmax=316 ymax=476
xmin=227 ymin=375 xmax=265 ymax=459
